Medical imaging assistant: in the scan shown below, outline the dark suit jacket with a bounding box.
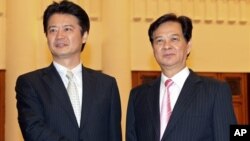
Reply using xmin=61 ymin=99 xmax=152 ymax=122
xmin=16 ymin=64 xmax=122 ymax=141
xmin=126 ymin=70 xmax=237 ymax=141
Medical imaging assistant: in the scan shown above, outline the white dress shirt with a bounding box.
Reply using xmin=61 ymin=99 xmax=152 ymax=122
xmin=159 ymin=67 xmax=190 ymax=112
xmin=53 ymin=61 xmax=83 ymax=109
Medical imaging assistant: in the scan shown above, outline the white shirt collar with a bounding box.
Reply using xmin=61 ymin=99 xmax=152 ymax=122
xmin=53 ymin=61 xmax=82 ymax=78
xmin=161 ymin=67 xmax=190 ymax=89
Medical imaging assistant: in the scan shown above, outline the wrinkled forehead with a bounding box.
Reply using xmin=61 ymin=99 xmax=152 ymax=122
xmin=153 ymin=21 xmax=183 ymax=37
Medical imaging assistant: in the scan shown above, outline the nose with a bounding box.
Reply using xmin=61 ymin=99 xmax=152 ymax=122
xmin=56 ymin=29 xmax=65 ymax=39
xmin=162 ymin=40 xmax=171 ymax=50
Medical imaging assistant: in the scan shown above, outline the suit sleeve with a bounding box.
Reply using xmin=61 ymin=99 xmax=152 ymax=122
xmin=15 ymin=76 xmax=69 ymax=141
xmin=126 ymin=89 xmax=138 ymax=141
xmin=109 ymin=78 xmax=122 ymax=141
xmin=213 ymin=82 xmax=237 ymax=141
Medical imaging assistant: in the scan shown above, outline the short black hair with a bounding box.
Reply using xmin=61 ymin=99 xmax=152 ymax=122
xmin=148 ymin=13 xmax=193 ymax=45
xmin=43 ymin=0 xmax=90 ymax=50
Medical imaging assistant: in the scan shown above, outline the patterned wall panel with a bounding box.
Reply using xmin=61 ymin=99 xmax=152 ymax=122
xmin=133 ymin=0 xmax=146 ymax=21
xmin=145 ymin=0 xmax=158 ymax=21
xmin=79 ymin=0 xmax=102 ymax=21
xmin=216 ymin=0 xmax=227 ymax=22
xmin=183 ymin=0 xmax=194 ymax=19
xmin=193 ymin=0 xmax=204 ymax=21
xmin=228 ymin=0 xmax=238 ymax=22
xmin=169 ymin=0 xmax=182 ymax=16
xmin=204 ymin=0 xmax=216 ymax=22
xmin=132 ymin=0 xmax=250 ymax=23
xmin=89 ymin=0 xmax=102 ymax=21
xmin=39 ymin=0 xmax=102 ymax=21
xmin=158 ymin=0 xmax=171 ymax=17
xmin=239 ymin=0 xmax=248 ymax=23
xmin=39 ymin=0 xmax=53 ymax=19
xmin=0 ymin=0 xmax=4 ymax=17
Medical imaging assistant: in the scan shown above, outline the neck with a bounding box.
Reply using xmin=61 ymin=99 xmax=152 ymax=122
xmin=162 ymin=65 xmax=186 ymax=78
xmin=53 ymin=58 xmax=81 ymax=70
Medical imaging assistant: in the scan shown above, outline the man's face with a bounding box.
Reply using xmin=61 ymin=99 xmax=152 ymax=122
xmin=152 ymin=21 xmax=191 ymax=71
xmin=46 ymin=13 xmax=87 ymax=60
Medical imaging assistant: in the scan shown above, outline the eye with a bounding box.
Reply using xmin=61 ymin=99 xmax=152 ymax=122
xmin=64 ymin=27 xmax=73 ymax=32
xmin=48 ymin=27 xmax=58 ymax=33
xmin=170 ymin=36 xmax=180 ymax=42
xmin=154 ymin=37 xmax=165 ymax=46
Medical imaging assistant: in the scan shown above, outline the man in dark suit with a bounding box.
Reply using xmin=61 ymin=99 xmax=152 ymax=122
xmin=126 ymin=13 xmax=237 ymax=141
xmin=15 ymin=1 xmax=122 ymax=141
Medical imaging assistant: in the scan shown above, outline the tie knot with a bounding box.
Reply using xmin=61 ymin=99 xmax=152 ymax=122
xmin=66 ymin=71 xmax=74 ymax=80
xmin=165 ymin=79 xmax=173 ymax=88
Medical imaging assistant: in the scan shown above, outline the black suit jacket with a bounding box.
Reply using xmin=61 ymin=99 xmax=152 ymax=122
xmin=126 ymin=70 xmax=237 ymax=141
xmin=16 ymin=64 xmax=122 ymax=141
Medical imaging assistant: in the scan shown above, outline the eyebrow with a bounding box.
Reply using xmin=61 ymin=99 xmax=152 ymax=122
xmin=48 ymin=24 xmax=74 ymax=29
xmin=63 ymin=25 xmax=74 ymax=28
xmin=154 ymin=33 xmax=180 ymax=39
xmin=47 ymin=25 xmax=57 ymax=29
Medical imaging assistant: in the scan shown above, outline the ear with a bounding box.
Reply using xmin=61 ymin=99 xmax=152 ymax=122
xmin=82 ymin=31 xmax=88 ymax=43
xmin=186 ymin=40 xmax=192 ymax=55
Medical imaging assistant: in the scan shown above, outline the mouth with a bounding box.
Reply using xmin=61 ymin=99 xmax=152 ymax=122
xmin=54 ymin=42 xmax=68 ymax=48
xmin=163 ymin=53 xmax=174 ymax=57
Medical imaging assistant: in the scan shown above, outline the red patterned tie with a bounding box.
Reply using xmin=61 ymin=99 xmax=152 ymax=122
xmin=160 ymin=79 xmax=174 ymax=139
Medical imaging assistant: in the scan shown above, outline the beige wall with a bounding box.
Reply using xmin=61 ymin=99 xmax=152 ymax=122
xmin=131 ymin=22 xmax=250 ymax=72
xmin=2 ymin=0 xmax=250 ymax=141
xmin=130 ymin=1 xmax=250 ymax=71
xmin=191 ymin=23 xmax=250 ymax=72
xmin=6 ymin=1 xmax=38 ymax=141
xmin=0 ymin=0 xmax=5 ymax=69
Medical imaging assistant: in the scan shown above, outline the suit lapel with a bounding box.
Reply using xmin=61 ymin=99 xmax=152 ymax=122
xmin=147 ymin=78 xmax=161 ymax=141
xmin=162 ymin=70 xmax=201 ymax=139
xmin=80 ymin=66 xmax=97 ymax=128
xmin=41 ymin=64 xmax=78 ymax=127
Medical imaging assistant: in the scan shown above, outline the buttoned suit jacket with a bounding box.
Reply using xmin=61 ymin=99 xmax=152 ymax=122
xmin=16 ymin=64 xmax=122 ymax=141
xmin=126 ymin=70 xmax=237 ymax=141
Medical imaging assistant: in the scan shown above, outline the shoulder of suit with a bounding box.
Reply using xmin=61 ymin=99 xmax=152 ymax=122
xmin=18 ymin=66 xmax=49 ymax=78
xmin=130 ymin=77 xmax=160 ymax=93
xmin=196 ymin=74 xmax=226 ymax=86
xmin=83 ymin=67 xmax=116 ymax=81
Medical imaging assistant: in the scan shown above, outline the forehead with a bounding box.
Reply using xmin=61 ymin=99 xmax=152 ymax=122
xmin=48 ymin=13 xmax=79 ymax=26
xmin=153 ymin=21 xmax=183 ymax=36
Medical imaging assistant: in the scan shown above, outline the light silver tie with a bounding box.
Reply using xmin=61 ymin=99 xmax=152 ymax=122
xmin=66 ymin=71 xmax=81 ymax=126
